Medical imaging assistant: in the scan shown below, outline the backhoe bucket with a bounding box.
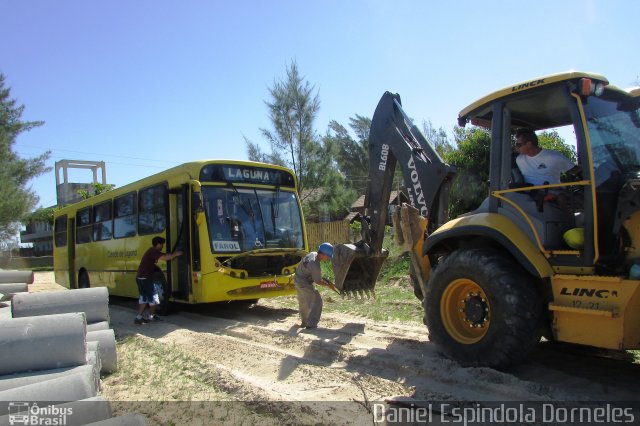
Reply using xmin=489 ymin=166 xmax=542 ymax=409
xmin=332 ymin=243 xmax=389 ymax=297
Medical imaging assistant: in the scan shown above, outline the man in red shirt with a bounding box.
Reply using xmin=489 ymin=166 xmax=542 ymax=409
xmin=135 ymin=236 xmax=182 ymax=324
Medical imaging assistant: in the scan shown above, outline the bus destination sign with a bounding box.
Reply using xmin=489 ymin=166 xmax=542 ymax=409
xmin=224 ymin=166 xmax=277 ymax=183
xmin=200 ymin=164 xmax=295 ymax=188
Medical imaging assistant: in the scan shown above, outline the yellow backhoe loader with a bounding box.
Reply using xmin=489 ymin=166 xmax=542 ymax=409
xmin=333 ymin=72 xmax=640 ymax=369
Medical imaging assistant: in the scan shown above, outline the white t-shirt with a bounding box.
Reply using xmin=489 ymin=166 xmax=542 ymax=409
xmin=516 ymin=149 xmax=574 ymax=186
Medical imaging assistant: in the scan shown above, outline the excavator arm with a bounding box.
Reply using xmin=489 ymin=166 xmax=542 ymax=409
xmin=333 ymin=92 xmax=456 ymax=296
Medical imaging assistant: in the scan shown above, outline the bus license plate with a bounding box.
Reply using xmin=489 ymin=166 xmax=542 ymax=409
xmin=260 ymin=281 xmax=280 ymax=289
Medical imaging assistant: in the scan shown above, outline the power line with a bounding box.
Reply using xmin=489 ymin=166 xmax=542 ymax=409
xmin=14 ymin=144 xmax=180 ymax=165
xmin=45 ymin=156 xmax=170 ymax=169
xmin=16 ymin=152 xmax=170 ymax=170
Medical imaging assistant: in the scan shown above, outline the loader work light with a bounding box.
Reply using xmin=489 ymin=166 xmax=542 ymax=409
xmin=578 ymin=78 xmax=606 ymax=97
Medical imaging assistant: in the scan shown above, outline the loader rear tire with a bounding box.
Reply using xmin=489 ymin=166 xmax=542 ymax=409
xmin=424 ymin=248 xmax=542 ymax=369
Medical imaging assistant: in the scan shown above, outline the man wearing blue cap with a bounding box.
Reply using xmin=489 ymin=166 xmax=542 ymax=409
xmin=294 ymin=242 xmax=334 ymax=329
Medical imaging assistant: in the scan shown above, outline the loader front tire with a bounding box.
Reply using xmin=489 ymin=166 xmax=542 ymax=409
xmin=424 ymin=248 xmax=542 ymax=369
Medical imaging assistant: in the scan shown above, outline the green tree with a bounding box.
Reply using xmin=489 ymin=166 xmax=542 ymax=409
xmin=246 ymin=61 xmax=353 ymax=220
xmin=423 ymin=119 xmax=454 ymax=157
xmin=442 ymin=127 xmax=492 ymax=218
xmin=23 ymin=206 xmax=57 ymax=226
xmin=77 ymin=182 xmax=116 ymax=200
xmin=245 ymin=60 xmax=322 ymax=193
xmin=324 ymin=115 xmax=370 ymax=196
xmin=0 ymin=73 xmax=51 ymax=245
xmin=538 ymin=130 xmax=577 ymax=163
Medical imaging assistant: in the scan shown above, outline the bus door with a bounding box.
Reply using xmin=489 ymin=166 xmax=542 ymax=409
xmin=68 ymin=217 xmax=77 ymax=289
xmin=169 ymin=185 xmax=191 ymax=300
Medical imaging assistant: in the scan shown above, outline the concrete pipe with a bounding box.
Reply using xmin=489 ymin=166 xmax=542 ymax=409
xmin=0 ymin=364 xmax=98 ymax=393
xmin=87 ymin=340 xmax=100 ymax=352
xmin=12 ymin=287 xmax=110 ymax=323
xmin=0 ymin=283 xmax=28 ymax=301
xmin=0 ymin=312 xmax=87 ymax=375
xmin=87 ymin=350 xmax=102 ymax=383
xmin=58 ymin=397 xmax=113 ymax=426
xmin=0 ymin=305 xmax=10 ymax=320
xmin=86 ymin=344 xmax=102 ymax=389
xmin=0 ymin=396 xmax=112 ymax=426
xmin=86 ymin=329 xmax=117 ymax=374
xmin=53 ymin=397 xmax=113 ymax=426
xmin=83 ymin=413 xmax=147 ymax=426
xmin=0 ymin=270 xmax=34 ymax=284
xmin=0 ymin=368 xmax=97 ymax=401
xmin=87 ymin=321 xmax=111 ymax=332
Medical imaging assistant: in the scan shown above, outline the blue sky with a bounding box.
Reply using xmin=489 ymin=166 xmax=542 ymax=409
xmin=3 ymin=0 xmax=639 ymax=208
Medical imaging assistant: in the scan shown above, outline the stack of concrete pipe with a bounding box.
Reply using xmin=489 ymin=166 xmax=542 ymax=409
xmin=0 ymin=312 xmax=140 ymax=425
xmin=0 ymin=270 xmax=33 ymax=308
xmin=0 ymin=274 xmax=145 ymax=425
xmin=9 ymin=287 xmax=118 ymax=374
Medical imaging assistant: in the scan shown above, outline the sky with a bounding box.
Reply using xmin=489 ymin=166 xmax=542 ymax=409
xmin=2 ymin=0 xmax=639 ymax=209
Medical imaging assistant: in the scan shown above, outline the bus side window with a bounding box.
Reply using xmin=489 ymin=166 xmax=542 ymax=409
xmin=76 ymin=207 xmax=92 ymax=244
xmin=138 ymin=184 xmax=167 ymax=235
xmin=114 ymin=192 xmax=137 ymax=238
xmin=93 ymin=201 xmax=113 ymax=241
xmin=54 ymin=215 xmax=67 ymax=247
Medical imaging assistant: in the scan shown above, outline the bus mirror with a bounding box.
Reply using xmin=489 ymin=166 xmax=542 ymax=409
xmin=196 ymin=211 xmax=205 ymax=226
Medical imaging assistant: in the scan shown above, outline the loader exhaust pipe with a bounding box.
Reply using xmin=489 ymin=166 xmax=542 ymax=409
xmin=332 ymin=242 xmax=389 ymax=297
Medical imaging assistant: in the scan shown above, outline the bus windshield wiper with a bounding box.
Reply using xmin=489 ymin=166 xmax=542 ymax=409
xmin=270 ymin=186 xmax=280 ymax=232
xmin=227 ymin=182 xmax=254 ymax=218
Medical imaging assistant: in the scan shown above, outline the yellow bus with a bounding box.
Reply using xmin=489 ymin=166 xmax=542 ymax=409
xmin=53 ymin=160 xmax=308 ymax=312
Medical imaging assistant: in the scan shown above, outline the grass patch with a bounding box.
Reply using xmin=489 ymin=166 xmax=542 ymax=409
xmin=104 ymin=335 xmax=291 ymax=424
xmin=326 ymin=280 xmax=423 ymax=323
xmin=379 ymin=253 xmax=411 ymax=284
xmin=103 ymin=335 xmax=231 ymax=401
xmin=31 ymin=266 xmax=54 ymax=272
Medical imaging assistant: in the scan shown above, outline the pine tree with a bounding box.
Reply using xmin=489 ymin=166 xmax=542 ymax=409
xmin=0 ymin=73 xmax=50 ymax=245
xmin=325 ymin=116 xmax=370 ymax=196
xmin=245 ymin=61 xmax=354 ymax=220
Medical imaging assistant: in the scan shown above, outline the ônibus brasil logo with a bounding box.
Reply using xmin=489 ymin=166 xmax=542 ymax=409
xmin=7 ymin=402 xmax=72 ymax=425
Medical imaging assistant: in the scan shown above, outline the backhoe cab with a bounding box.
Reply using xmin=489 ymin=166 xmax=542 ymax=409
xmin=334 ymin=72 xmax=640 ymax=368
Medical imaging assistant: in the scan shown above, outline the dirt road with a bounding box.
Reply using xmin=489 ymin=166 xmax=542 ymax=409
xmin=29 ymin=272 xmax=640 ymax=424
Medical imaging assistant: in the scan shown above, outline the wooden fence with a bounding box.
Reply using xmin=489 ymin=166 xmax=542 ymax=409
xmin=305 ymin=221 xmax=352 ymax=250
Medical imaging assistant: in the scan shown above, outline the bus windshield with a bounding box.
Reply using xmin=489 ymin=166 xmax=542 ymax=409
xmin=583 ymin=91 xmax=640 ymax=186
xmin=201 ymin=186 xmax=304 ymax=253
